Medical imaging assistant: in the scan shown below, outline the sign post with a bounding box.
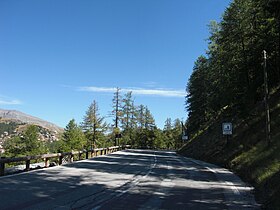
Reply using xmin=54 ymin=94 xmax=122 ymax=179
xmin=222 ymin=122 xmax=232 ymax=145
xmin=181 ymin=122 xmax=188 ymax=143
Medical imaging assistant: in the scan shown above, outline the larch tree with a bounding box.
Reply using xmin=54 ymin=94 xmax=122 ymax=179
xmin=82 ymin=100 xmax=107 ymax=149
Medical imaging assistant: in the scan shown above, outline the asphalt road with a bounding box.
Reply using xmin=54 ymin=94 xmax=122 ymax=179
xmin=0 ymin=150 xmax=259 ymax=210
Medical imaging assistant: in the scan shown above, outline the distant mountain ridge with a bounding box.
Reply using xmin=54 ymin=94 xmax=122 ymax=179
xmin=0 ymin=109 xmax=63 ymax=132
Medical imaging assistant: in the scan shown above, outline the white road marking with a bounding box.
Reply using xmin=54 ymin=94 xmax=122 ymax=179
xmin=225 ymin=181 xmax=241 ymax=195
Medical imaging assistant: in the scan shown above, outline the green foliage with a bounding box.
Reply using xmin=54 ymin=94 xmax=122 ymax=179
xmin=62 ymin=119 xmax=87 ymax=151
xmin=186 ymin=0 xmax=280 ymax=138
xmin=186 ymin=56 xmax=211 ymax=134
xmin=121 ymin=91 xmax=137 ymax=131
xmin=3 ymin=125 xmax=46 ymax=156
xmin=184 ymin=1 xmax=280 ymax=208
xmin=108 ymin=90 xmax=174 ymax=149
xmin=3 ymin=136 xmax=26 ymax=156
xmin=46 ymin=139 xmax=65 ymax=153
xmin=82 ymin=101 xmax=108 ymax=149
xmin=112 ymin=87 xmax=122 ymax=128
xmin=162 ymin=118 xmax=183 ymax=149
xmin=0 ymin=122 xmax=19 ymax=136
xmin=153 ymin=128 xmax=166 ymax=149
xmin=2 ymin=94 xmax=184 ymax=157
xmin=179 ymin=87 xmax=280 ymax=210
xmin=134 ymin=128 xmax=156 ymax=149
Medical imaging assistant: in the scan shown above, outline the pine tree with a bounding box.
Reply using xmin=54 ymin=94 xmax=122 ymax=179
xmin=164 ymin=118 xmax=172 ymax=131
xmin=173 ymin=118 xmax=184 ymax=149
xmin=163 ymin=118 xmax=173 ymax=149
xmin=137 ymin=104 xmax=145 ymax=129
xmin=185 ymin=0 xmax=280 ymax=138
xmin=121 ymin=91 xmax=138 ymax=145
xmin=111 ymin=87 xmax=122 ymax=145
xmin=121 ymin=91 xmax=134 ymax=131
xmin=82 ymin=100 xmax=107 ymax=149
xmin=144 ymin=106 xmax=156 ymax=130
xmin=186 ymin=56 xmax=210 ymax=134
xmin=64 ymin=119 xmax=86 ymax=151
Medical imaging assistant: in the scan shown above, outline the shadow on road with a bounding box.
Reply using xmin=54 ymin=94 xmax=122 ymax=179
xmin=0 ymin=149 xmax=259 ymax=209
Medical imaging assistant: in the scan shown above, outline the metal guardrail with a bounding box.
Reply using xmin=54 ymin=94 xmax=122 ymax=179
xmin=0 ymin=145 xmax=131 ymax=176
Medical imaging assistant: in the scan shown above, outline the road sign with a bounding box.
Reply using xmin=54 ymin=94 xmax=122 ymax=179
xmin=182 ymin=135 xmax=188 ymax=141
xmin=222 ymin=123 xmax=232 ymax=135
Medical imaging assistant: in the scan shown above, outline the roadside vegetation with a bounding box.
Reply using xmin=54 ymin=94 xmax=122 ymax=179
xmin=179 ymin=87 xmax=280 ymax=209
xmin=181 ymin=0 xmax=280 ymax=209
xmin=2 ymin=89 xmax=183 ymax=158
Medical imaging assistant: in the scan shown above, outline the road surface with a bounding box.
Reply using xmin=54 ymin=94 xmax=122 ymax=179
xmin=0 ymin=149 xmax=259 ymax=209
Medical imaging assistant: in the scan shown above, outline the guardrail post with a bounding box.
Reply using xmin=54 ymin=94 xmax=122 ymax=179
xmin=0 ymin=157 xmax=5 ymax=176
xmin=59 ymin=155 xmax=63 ymax=165
xmin=0 ymin=146 xmax=131 ymax=176
xmin=44 ymin=158 xmax=49 ymax=168
xmin=70 ymin=154 xmax=74 ymax=163
xmin=26 ymin=159 xmax=30 ymax=171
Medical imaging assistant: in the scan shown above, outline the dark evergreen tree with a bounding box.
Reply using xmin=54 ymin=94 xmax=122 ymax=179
xmin=186 ymin=56 xmax=210 ymax=134
xmin=63 ymin=119 xmax=86 ymax=151
xmin=186 ymin=0 xmax=279 ymax=138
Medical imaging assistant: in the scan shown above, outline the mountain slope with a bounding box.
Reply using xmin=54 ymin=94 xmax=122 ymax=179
xmin=0 ymin=109 xmax=63 ymax=132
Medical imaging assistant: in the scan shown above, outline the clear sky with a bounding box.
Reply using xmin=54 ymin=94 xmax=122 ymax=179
xmin=0 ymin=0 xmax=231 ymax=129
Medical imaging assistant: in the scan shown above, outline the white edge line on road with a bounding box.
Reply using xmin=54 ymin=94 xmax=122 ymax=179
xmin=205 ymin=166 xmax=241 ymax=196
xmin=186 ymin=158 xmax=242 ymax=196
xmin=225 ymin=181 xmax=241 ymax=195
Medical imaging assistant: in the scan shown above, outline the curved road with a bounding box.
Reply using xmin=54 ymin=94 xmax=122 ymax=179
xmin=0 ymin=150 xmax=259 ymax=209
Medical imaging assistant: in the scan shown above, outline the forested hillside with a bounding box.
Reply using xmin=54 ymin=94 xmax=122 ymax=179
xmin=180 ymin=87 xmax=280 ymax=209
xmin=181 ymin=0 xmax=280 ymax=209
xmin=186 ymin=0 xmax=279 ymax=136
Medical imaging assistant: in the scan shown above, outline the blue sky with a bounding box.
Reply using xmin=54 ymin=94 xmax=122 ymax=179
xmin=0 ymin=0 xmax=231 ymax=129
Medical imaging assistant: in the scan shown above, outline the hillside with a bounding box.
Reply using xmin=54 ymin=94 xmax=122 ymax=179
xmin=0 ymin=109 xmax=64 ymax=154
xmin=179 ymin=87 xmax=280 ymax=210
xmin=0 ymin=109 xmax=63 ymax=132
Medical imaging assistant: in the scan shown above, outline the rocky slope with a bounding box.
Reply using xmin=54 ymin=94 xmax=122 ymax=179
xmin=0 ymin=109 xmax=64 ymax=153
xmin=0 ymin=109 xmax=63 ymax=132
